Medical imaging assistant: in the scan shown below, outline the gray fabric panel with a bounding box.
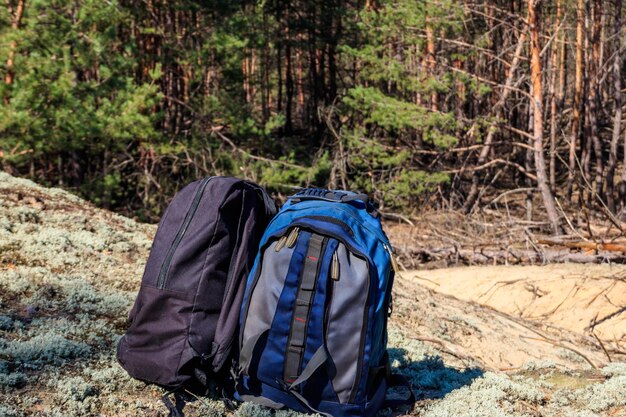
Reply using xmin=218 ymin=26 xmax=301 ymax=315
xmin=241 ymin=240 xmax=295 ymax=367
xmin=326 ymin=243 xmax=369 ymax=404
xmin=239 ymin=329 xmax=268 ymax=373
xmin=289 ymin=345 xmax=328 ymax=389
xmin=284 ymin=234 xmax=324 ymax=382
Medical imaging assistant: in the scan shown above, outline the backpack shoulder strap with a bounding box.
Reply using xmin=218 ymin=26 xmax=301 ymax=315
xmin=245 ymin=181 xmax=276 ymax=218
xmin=381 ymin=351 xmax=416 ymax=411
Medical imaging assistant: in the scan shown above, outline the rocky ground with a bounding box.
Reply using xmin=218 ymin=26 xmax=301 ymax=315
xmin=0 ymin=172 xmax=625 ymax=416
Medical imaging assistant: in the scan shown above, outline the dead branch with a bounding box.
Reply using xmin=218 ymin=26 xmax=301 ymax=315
xmin=537 ymin=238 xmax=626 ymax=252
xmin=411 ymin=246 xmax=626 ymax=266
xmin=379 ymin=211 xmax=415 ymax=226
xmin=408 ymin=335 xmax=476 ymax=365
xmin=520 ymin=336 xmax=599 ymax=369
xmin=590 ymin=331 xmax=613 ymax=363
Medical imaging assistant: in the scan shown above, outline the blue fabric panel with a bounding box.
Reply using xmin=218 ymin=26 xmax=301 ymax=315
xmin=256 ymin=231 xmax=311 ymax=387
xmin=239 ymin=376 xmax=378 ymax=417
xmin=363 ymin=376 xmax=387 ymax=417
xmin=300 ymin=238 xmax=338 ymax=402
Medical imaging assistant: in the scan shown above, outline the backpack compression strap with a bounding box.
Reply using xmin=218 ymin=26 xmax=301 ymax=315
xmin=284 ymin=234 xmax=327 ymax=383
xmin=279 ymin=348 xmax=414 ymax=416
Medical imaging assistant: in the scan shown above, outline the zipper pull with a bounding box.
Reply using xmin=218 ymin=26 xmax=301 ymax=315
xmin=331 ymin=250 xmax=340 ymax=280
xmin=383 ymin=243 xmax=400 ymax=274
xmin=286 ymin=227 xmax=300 ymax=248
xmin=275 ymin=235 xmax=288 ymax=252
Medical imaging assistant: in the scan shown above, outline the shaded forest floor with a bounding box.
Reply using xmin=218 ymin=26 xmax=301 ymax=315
xmin=0 ymin=172 xmax=625 ymax=416
xmin=387 ymin=203 xmax=626 ymax=269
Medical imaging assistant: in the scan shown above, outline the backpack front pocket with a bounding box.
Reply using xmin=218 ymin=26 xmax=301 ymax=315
xmin=239 ymin=231 xmax=298 ymax=374
xmin=117 ymin=285 xmax=195 ymax=388
xmin=323 ymin=242 xmax=370 ymax=404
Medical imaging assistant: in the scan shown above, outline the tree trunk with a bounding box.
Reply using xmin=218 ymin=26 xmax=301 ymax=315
xmin=261 ymin=11 xmax=270 ymax=122
xmin=285 ymin=25 xmax=294 ymax=133
xmin=581 ymin=5 xmax=592 ymax=205
xmin=589 ymin=0 xmax=603 ymax=200
xmin=607 ymin=0 xmax=623 ymax=213
xmin=567 ymin=0 xmax=585 ymax=200
xmin=276 ymin=39 xmax=283 ymax=113
xmin=548 ymin=0 xmax=562 ymax=192
xmin=296 ymin=46 xmax=304 ymax=120
xmin=425 ymin=17 xmax=438 ymax=111
xmin=528 ymin=0 xmax=562 ymax=235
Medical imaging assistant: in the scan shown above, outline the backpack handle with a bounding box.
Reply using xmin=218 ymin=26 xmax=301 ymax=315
xmin=289 ymin=188 xmax=378 ymax=214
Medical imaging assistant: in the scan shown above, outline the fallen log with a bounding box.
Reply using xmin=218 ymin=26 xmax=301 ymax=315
xmin=538 ymin=238 xmax=626 ymax=253
xmin=404 ymin=246 xmax=626 ymax=267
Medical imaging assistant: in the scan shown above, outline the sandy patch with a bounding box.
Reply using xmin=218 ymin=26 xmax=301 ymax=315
xmin=406 ymin=264 xmax=626 ymax=346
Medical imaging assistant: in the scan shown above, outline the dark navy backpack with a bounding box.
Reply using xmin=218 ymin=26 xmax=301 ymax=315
xmin=117 ymin=177 xmax=276 ymax=409
xmin=236 ymin=189 xmax=414 ymax=417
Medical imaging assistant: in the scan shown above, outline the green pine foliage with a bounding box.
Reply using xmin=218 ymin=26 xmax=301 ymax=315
xmin=1 ymin=0 xmax=493 ymax=217
xmin=337 ymin=0 xmax=465 ymax=209
xmin=0 ymin=0 xmax=160 ymax=210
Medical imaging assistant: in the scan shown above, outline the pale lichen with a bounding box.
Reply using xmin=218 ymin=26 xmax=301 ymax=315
xmin=0 ymin=330 xmax=92 ymax=367
xmin=0 ymin=172 xmax=625 ymax=416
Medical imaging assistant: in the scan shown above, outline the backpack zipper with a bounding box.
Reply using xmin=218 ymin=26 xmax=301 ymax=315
xmin=323 ymin=246 xmax=339 ymax=340
xmin=277 ymin=203 xmax=388 ymax=245
xmin=286 ymin=227 xmax=300 ymax=248
xmin=330 ymin=250 xmax=340 ymax=280
xmin=274 ymin=235 xmax=288 ymax=252
xmin=275 ymin=227 xmax=300 ymax=252
xmin=156 ymin=177 xmax=213 ymax=289
xmin=383 ymin=243 xmax=400 ymax=274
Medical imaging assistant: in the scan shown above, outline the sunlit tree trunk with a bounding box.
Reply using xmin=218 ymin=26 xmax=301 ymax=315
xmin=425 ymin=17 xmax=438 ymax=111
xmin=528 ymin=0 xmax=562 ymax=234
xmin=607 ymin=0 xmax=623 ymax=212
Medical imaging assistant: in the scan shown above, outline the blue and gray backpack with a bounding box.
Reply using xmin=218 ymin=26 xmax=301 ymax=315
xmin=236 ymin=189 xmax=414 ymax=417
